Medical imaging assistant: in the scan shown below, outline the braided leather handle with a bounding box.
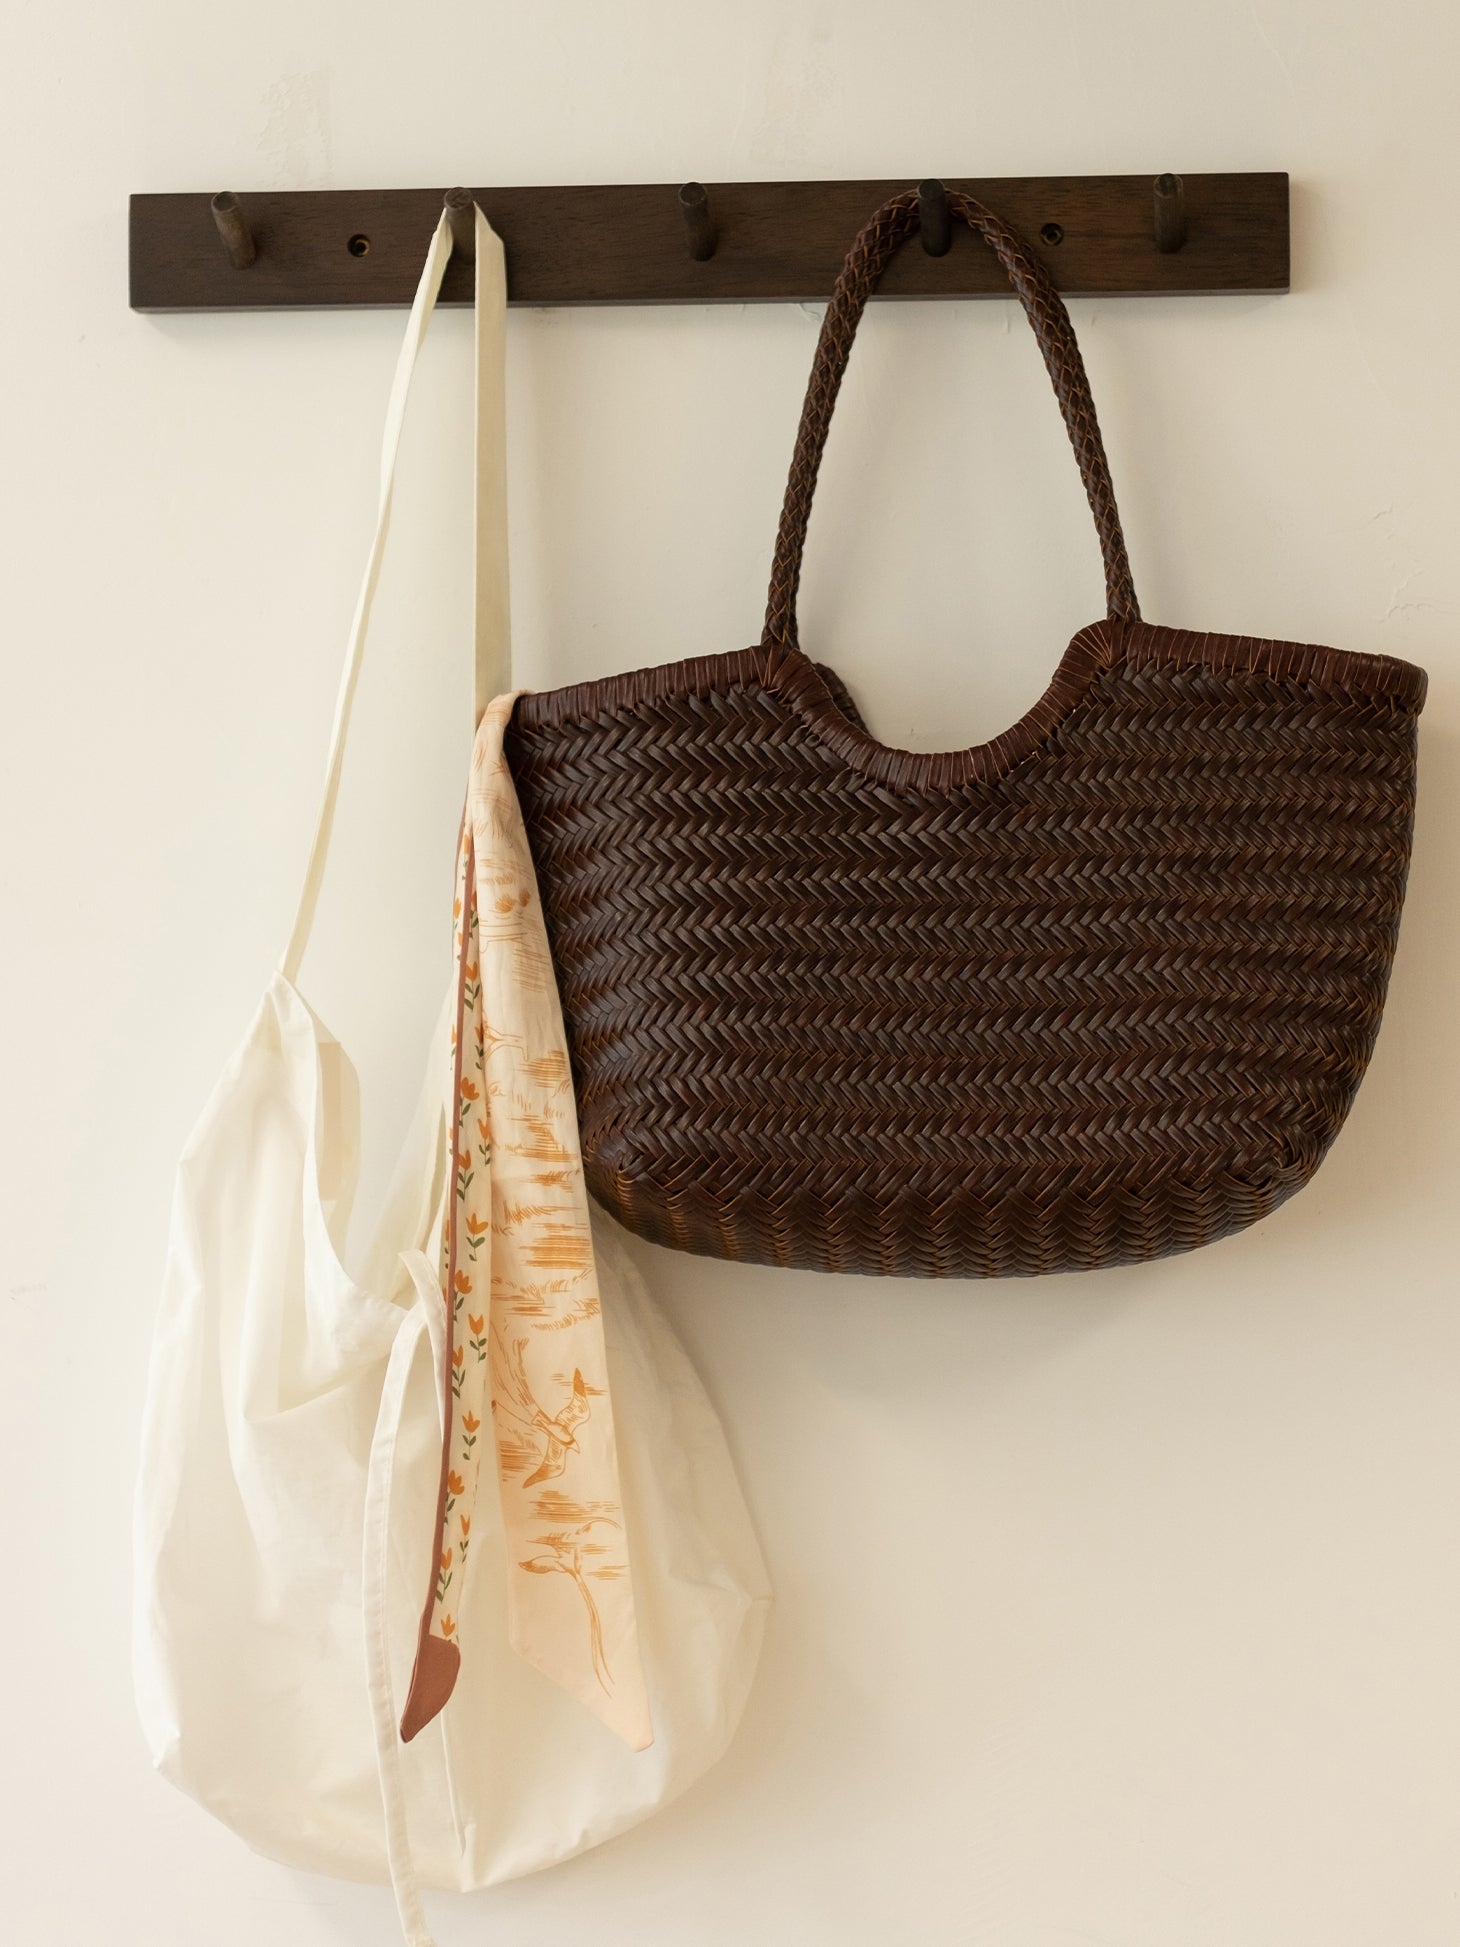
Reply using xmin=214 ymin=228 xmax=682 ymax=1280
xmin=762 ymin=189 xmax=1140 ymax=651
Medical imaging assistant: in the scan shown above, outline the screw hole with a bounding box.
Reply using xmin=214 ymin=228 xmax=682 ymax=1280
xmin=347 ymin=233 xmax=371 ymax=257
xmin=1039 ymin=222 xmax=1064 ymax=247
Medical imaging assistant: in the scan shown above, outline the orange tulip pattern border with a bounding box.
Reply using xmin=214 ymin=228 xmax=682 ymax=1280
xmin=399 ymin=694 xmax=651 ymax=1754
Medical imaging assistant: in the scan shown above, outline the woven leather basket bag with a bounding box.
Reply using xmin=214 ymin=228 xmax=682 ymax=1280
xmin=504 ymin=188 xmax=1427 ymax=1279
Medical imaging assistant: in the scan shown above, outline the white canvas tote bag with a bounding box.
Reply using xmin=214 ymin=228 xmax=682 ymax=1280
xmin=132 ymin=200 xmax=770 ymax=1944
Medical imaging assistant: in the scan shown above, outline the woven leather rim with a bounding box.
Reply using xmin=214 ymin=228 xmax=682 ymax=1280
xmin=761 ymin=187 xmax=1140 ymax=655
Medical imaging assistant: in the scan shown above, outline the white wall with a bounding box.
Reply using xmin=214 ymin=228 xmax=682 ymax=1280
xmin=3 ymin=2 xmax=1457 ymax=1941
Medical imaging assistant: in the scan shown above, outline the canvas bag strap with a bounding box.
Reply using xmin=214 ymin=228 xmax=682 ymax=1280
xmin=362 ymin=1255 xmax=453 ymax=1947
xmin=279 ymin=201 xmax=511 ymax=984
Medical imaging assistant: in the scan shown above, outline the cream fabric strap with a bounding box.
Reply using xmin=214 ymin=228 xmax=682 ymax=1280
xmin=363 ymin=1259 xmax=450 ymax=1947
xmin=293 ymin=199 xmax=508 ymax=1947
xmin=279 ymin=201 xmax=510 ymax=984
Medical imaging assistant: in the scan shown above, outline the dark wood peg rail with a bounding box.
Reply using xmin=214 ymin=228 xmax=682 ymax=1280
xmin=130 ymin=172 xmax=1288 ymax=311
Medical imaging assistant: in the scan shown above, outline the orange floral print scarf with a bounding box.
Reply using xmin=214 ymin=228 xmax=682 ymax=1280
xmin=399 ymin=693 xmax=651 ymax=1752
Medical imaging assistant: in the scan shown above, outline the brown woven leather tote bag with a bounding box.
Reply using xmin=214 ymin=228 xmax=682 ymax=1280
xmin=503 ymin=187 xmax=1427 ymax=1278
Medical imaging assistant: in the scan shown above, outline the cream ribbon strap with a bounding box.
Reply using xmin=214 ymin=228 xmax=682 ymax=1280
xmin=345 ymin=194 xmax=508 ymax=1947
xmin=279 ymin=195 xmax=509 ymax=986
xmin=400 ymin=693 xmax=652 ymax=1752
xmin=362 ymin=1259 xmax=449 ymax=1947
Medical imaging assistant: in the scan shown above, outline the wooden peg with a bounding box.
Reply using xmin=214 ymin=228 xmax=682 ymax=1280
xmin=918 ymin=178 xmax=952 ymax=257
xmin=679 ymin=182 xmax=716 ymax=262
xmin=210 ymin=191 xmax=255 ymax=270
xmin=444 ymin=186 xmax=476 ymax=260
xmin=1154 ymin=173 xmax=1187 ymax=253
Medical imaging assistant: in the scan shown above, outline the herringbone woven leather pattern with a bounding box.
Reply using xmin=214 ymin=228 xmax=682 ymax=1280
xmin=503 ymin=192 xmax=1427 ymax=1278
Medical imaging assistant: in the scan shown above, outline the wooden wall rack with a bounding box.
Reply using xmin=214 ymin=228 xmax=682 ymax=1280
xmin=129 ymin=173 xmax=1289 ymax=312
